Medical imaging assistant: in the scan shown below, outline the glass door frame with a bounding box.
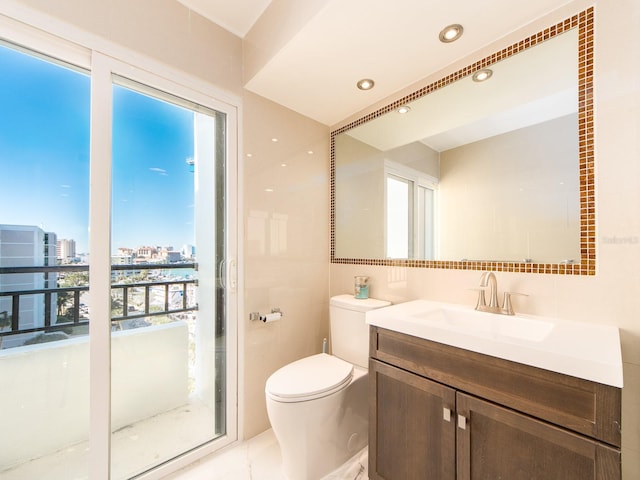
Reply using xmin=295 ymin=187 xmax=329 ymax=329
xmin=0 ymin=9 xmax=241 ymax=479
xmin=90 ymin=53 xmax=240 ymax=479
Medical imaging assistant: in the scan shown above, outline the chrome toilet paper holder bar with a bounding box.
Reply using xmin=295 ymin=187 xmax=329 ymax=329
xmin=249 ymin=307 xmax=283 ymax=322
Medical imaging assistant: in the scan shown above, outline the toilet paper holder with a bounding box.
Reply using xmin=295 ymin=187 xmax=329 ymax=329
xmin=249 ymin=308 xmax=283 ymax=322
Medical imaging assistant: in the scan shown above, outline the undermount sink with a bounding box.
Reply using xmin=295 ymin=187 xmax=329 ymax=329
xmin=413 ymin=306 xmax=554 ymax=342
xmin=366 ymin=300 xmax=623 ymax=388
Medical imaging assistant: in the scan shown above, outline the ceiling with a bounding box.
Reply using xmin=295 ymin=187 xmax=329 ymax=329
xmin=177 ymin=0 xmax=574 ymax=126
xmin=176 ymin=0 xmax=273 ymax=37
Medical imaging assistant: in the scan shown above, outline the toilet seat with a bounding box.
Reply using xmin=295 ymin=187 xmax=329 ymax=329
xmin=266 ymin=353 xmax=354 ymax=403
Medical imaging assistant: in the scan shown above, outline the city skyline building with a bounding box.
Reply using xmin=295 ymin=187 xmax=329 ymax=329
xmin=0 ymin=224 xmax=58 ymax=348
xmin=56 ymin=238 xmax=76 ymax=262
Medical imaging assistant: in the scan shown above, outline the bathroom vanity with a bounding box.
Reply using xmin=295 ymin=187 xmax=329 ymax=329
xmin=366 ymin=301 xmax=622 ymax=480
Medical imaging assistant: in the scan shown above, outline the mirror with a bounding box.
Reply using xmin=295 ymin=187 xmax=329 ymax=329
xmin=331 ymin=9 xmax=594 ymax=275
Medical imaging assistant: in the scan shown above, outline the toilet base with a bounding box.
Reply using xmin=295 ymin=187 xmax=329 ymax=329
xmin=267 ymin=367 xmax=368 ymax=480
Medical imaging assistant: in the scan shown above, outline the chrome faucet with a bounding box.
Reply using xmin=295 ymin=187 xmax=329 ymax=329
xmin=475 ymin=271 xmax=527 ymax=315
xmin=479 ymin=271 xmax=499 ymax=311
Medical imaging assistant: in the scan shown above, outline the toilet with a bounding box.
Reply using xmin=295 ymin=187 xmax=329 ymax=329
xmin=265 ymin=294 xmax=391 ymax=480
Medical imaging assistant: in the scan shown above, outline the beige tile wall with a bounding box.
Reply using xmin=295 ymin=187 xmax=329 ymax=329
xmin=242 ymin=91 xmax=330 ymax=438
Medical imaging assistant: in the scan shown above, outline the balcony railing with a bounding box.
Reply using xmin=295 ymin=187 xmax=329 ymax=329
xmin=0 ymin=263 xmax=198 ymax=341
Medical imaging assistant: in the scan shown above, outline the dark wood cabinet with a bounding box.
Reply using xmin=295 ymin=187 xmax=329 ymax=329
xmin=369 ymin=326 xmax=622 ymax=480
xmin=369 ymin=359 xmax=456 ymax=480
xmin=456 ymin=393 xmax=620 ymax=480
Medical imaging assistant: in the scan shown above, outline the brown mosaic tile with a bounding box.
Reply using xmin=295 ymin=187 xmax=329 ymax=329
xmin=330 ymin=8 xmax=595 ymax=275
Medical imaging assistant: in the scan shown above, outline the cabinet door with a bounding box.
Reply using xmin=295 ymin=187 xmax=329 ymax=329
xmin=456 ymin=393 xmax=621 ymax=480
xmin=369 ymin=359 xmax=456 ymax=480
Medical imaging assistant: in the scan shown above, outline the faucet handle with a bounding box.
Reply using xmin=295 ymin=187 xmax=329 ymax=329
xmin=469 ymin=288 xmax=487 ymax=310
xmin=502 ymin=292 xmax=528 ymax=315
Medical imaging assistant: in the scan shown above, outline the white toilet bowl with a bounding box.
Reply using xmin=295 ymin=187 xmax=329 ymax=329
xmin=265 ymin=295 xmax=391 ymax=480
xmin=266 ymin=353 xmax=368 ymax=480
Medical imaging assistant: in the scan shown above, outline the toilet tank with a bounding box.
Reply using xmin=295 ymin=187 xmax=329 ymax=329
xmin=330 ymin=294 xmax=391 ymax=368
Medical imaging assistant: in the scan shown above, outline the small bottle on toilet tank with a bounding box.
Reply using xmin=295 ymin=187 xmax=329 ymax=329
xmin=354 ymin=276 xmax=369 ymax=299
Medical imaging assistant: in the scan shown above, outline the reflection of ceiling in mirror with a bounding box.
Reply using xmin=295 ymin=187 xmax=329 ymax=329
xmin=345 ymin=28 xmax=577 ymax=153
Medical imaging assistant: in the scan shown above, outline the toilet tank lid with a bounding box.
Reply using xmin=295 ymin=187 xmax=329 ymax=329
xmin=330 ymin=294 xmax=391 ymax=312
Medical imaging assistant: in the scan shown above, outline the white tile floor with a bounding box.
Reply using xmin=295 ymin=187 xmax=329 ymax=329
xmin=164 ymin=429 xmax=369 ymax=480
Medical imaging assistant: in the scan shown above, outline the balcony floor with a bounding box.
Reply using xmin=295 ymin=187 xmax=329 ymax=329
xmin=3 ymin=402 xmax=368 ymax=480
xmin=2 ymin=400 xmax=215 ymax=480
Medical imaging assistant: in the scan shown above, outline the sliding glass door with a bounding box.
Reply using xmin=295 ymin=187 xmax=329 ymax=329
xmin=109 ymin=78 xmax=232 ymax=478
xmin=0 ymin=23 xmax=238 ymax=480
xmin=0 ymin=41 xmax=92 ymax=479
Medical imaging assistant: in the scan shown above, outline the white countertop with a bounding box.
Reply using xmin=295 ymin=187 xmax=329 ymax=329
xmin=366 ymin=300 xmax=623 ymax=388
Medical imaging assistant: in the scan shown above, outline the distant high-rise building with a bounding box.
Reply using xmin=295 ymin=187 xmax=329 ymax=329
xmin=0 ymin=224 xmax=58 ymax=348
xmin=161 ymin=250 xmax=182 ymax=263
xmin=56 ymin=238 xmax=76 ymax=262
xmin=111 ymin=254 xmax=134 ymax=265
xmin=181 ymin=244 xmax=195 ymax=259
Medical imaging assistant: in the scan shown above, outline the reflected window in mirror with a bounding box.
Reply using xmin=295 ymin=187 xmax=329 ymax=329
xmin=384 ymin=164 xmax=437 ymax=260
xmin=386 ymin=175 xmax=411 ymax=258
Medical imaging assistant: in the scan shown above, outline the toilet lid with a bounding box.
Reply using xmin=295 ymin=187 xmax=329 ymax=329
xmin=266 ymin=353 xmax=354 ymax=402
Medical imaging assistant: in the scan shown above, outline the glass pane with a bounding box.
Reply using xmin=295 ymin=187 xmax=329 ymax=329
xmin=386 ymin=176 xmax=410 ymax=258
xmin=418 ymin=185 xmax=435 ymax=260
xmin=0 ymin=43 xmax=90 ymax=478
xmin=110 ymin=80 xmax=226 ymax=478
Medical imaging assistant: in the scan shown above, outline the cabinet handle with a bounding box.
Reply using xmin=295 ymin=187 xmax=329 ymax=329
xmin=443 ymin=407 xmax=452 ymax=422
xmin=457 ymin=414 xmax=467 ymax=430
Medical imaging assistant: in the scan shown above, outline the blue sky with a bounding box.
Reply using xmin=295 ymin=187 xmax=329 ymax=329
xmin=0 ymin=44 xmax=196 ymax=254
xmin=112 ymin=85 xmax=195 ymax=252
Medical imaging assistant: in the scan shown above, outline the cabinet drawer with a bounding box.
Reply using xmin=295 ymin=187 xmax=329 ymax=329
xmin=370 ymin=326 xmax=621 ymax=447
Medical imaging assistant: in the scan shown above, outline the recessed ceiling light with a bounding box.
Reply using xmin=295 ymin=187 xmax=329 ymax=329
xmin=356 ymin=78 xmax=375 ymax=90
xmin=397 ymin=105 xmax=411 ymax=114
xmin=246 ymin=153 xmax=253 ymax=158
xmin=472 ymin=68 xmax=493 ymax=82
xmin=307 ymin=150 xmax=314 ymax=155
xmin=439 ymin=24 xmax=464 ymax=43
xmin=271 ymin=138 xmax=279 ymax=142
